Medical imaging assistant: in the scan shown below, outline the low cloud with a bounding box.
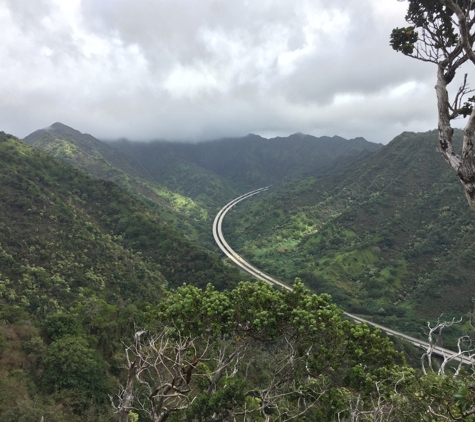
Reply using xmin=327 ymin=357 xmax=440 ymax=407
xmin=0 ymin=0 xmax=444 ymax=143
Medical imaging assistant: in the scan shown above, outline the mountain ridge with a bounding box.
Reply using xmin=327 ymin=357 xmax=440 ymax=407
xmin=223 ymin=129 xmax=475 ymax=341
xmin=0 ymin=131 xmax=241 ymax=311
xmin=108 ymin=131 xmax=382 ymax=200
xmin=24 ymin=123 xmax=382 ymax=248
xmin=23 ymin=123 xmax=214 ymax=245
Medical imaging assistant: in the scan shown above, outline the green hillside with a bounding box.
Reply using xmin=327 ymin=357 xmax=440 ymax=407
xmin=24 ymin=123 xmax=213 ymax=245
xmin=0 ymin=131 xmax=241 ymax=312
xmin=109 ymin=133 xmax=382 ymax=201
xmin=0 ymin=130 xmax=243 ymax=420
xmin=24 ymin=124 xmax=382 ymax=250
xmin=224 ymin=130 xmax=475 ymax=339
xmin=2 ymin=129 xmax=475 ymax=421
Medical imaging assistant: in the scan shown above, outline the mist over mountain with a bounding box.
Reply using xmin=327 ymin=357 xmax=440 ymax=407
xmin=24 ymin=122 xmax=216 ymax=245
xmin=108 ymin=132 xmax=382 ymax=198
xmin=24 ymin=123 xmax=382 ymax=250
xmin=24 ymin=122 xmax=153 ymax=181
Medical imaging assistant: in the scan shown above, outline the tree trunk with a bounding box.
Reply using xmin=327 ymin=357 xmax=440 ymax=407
xmin=435 ymin=64 xmax=475 ymax=211
xmin=460 ymin=110 xmax=475 ymax=209
xmin=118 ymin=365 xmax=137 ymax=422
xmin=118 ymin=331 xmax=146 ymax=422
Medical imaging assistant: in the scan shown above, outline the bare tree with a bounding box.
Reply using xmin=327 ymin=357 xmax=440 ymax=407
xmin=113 ymin=330 xmax=147 ymax=422
xmin=110 ymin=281 xmax=405 ymax=421
xmin=112 ymin=328 xmax=328 ymax=421
xmin=392 ymin=0 xmax=475 ymax=211
xmin=421 ymin=316 xmax=475 ymax=375
xmin=111 ymin=328 xmax=248 ymax=422
xmin=338 ymin=377 xmax=408 ymax=422
xmin=340 ymin=316 xmax=475 ymax=421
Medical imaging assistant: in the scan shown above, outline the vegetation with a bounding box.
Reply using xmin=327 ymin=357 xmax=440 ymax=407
xmin=3 ymin=121 xmax=475 ymax=420
xmin=24 ymin=123 xmax=214 ymax=246
xmin=111 ymin=282 xmax=475 ymax=421
xmin=24 ymin=124 xmax=382 ymax=251
xmin=1 ymin=130 xmax=241 ymax=303
xmin=113 ymin=280 xmax=408 ymax=421
xmin=110 ymin=133 xmax=381 ymax=201
xmin=391 ymin=0 xmax=475 ymax=212
xmin=225 ymin=130 xmax=475 ymax=343
xmin=0 ymin=130 xmax=246 ymax=420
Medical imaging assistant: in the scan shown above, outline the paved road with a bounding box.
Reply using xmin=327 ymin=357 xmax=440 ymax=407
xmin=213 ymin=188 xmax=472 ymax=365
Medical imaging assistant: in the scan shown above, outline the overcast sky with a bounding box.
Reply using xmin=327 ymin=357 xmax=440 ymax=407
xmin=0 ymin=0 xmax=467 ymax=143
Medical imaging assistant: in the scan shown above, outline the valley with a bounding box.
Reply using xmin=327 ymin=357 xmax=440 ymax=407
xmin=1 ymin=122 xmax=474 ymax=420
xmin=213 ymin=186 xmax=472 ymax=364
xmin=5 ymin=0 xmax=475 ymax=419
xmin=223 ymin=130 xmax=475 ymax=345
xmin=22 ymin=123 xmax=475 ymax=343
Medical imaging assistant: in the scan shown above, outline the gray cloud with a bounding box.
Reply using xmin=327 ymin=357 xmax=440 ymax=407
xmin=0 ymin=0 xmax=446 ymax=143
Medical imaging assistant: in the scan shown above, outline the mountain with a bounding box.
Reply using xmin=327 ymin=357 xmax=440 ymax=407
xmin=109 ymin=133 xmax=382 ymax=200
xmin=24 ymin=124 xmax=382 ymax=250
xmin=224 ymin=130 xmax=475 ymax=341
xmin=0 ymin=130 xmax=247 ymax=420
xmin=0 ymin=128 xmax=470 ymax=422
xmin=0 ymin=130 xmax=241 ymax=313
xmin=24 ymin=122 xmax=153 ymax=180
xmin=24 ymin=123 xmax=212 ymax=244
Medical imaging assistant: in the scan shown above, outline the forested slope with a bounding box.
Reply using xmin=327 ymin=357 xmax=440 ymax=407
xmin=0 ymin=130 xmax=243 ymax=420
xmin=2 ymin=129 xmax=475 ymax=421
xmin=225 ymin=130 xmax=475 ymax=339
xmin=24 ymin=124 xmax=383 ymax=249
xmin=0 ymin=131 xmax=241 ymax=312
xmin=24 ymin=123 xmax=213 ymax=244
xmin=109 ymin=133 xmax=382 ymax=202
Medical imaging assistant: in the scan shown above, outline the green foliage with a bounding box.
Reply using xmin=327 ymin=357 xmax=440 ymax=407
xmin=41 ymin=335 xmax=111 ymax=408
xmin=390 ymin=0 xmax=459 ymax=59
xmin=224 ymin=130 xmax=475 ymax=343
xmin=0 ymin=131 xmax=241 ymax=315
xmin=184 ymin=379 xmax=248 ymax=422
xmin=458 ymin=95 xmax=475 ymax=118
xmin=110 ymin=132 xmax=381 ymax=212
xmin=0 ymin=306 xmax=30 ymax=324
xmin=0 ymin=332 xmax=5 ymax=354
xmin=4 ymin=121 xmax=475 ymax=419
xmin=155 ymin=280 xmax=404 ymax=385
xmin=24 ymin=123 xmax=221 ymax=246
xmin=43 ymin=313 xmax=82 ymax=341
xmin=25 ymin=124 xmax=382 ymax=251
xmin=390 ymin=26 xmax=418 ymax=54
xmin=125 ymin=280 xmax=408 ymax=420
xmin=0 ymin=130 xmax=241 ymax=419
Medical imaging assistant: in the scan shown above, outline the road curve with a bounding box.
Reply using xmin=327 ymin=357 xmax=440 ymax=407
xmin=213 ymin=188 xmax=472 ymax=365
xmin=212 ymin=187 xmax=291 ymax=291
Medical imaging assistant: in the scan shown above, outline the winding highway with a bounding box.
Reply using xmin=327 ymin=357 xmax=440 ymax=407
xmin=212 ymin=187 xmax=291 ymax=291
xmin=213 ymin=188 xmax=473 ymax=365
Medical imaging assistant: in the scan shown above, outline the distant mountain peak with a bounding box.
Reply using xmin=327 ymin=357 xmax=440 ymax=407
xmin=50 ymin=122 xmax=68 ymax=128
xmin=23 ymin=122 xmax=84 ymax=144
xmin=244 ymin=133 xmax=263 ymax=139
xmin=47 ymin=122 xmax=83 ymax=137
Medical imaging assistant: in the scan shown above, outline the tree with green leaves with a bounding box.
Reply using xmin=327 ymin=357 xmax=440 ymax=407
xmin=42 ymin=335 xmax=112 ymax=412
xmin=112 ymin=280 xmax=409 ymax=421
xmin=391 ymin=0 xmax=475 ymax=211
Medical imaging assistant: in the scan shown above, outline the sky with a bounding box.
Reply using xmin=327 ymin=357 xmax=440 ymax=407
xmin=0 ymin=0 xmax=466 ymax=143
